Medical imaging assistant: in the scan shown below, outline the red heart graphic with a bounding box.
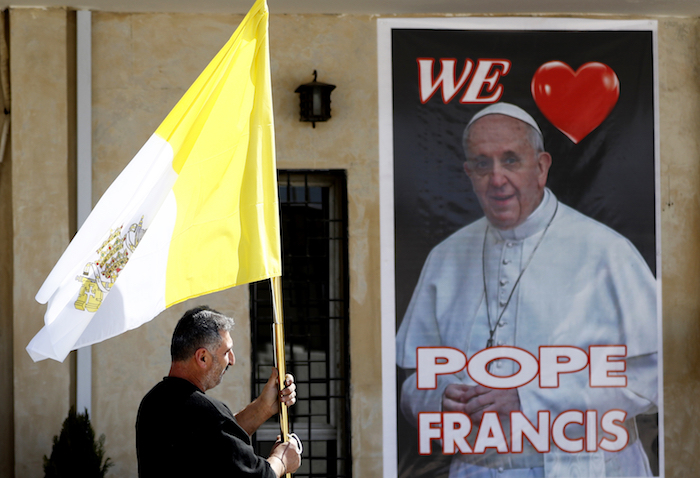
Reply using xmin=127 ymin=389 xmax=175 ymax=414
xmin=531 ymin=61 xmax=619 ymax=144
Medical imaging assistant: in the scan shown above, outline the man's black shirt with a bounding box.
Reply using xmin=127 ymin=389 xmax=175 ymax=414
xmin=136 ymin=377 xmax=275 ymax=478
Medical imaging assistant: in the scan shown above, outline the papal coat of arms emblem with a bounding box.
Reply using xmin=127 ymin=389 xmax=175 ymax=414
xmin=74 ymin=216 xmax=146 ymax=312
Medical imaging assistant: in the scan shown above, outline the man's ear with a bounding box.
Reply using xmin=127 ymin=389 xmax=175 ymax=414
xmin=537 ymin=152 xmax=552 ymax=187
xmin=463 ymin=160 xmax=473 ymax=178
xmin=194 ymin=348 xmax=209 ymax=369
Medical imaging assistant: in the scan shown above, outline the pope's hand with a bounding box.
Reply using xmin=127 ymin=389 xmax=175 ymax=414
xmin=442 ymin=383 xmax=520 ymax=425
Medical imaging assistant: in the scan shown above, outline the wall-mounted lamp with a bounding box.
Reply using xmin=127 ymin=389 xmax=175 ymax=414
xmin=294 ymin=70 xmax=336 ymax=128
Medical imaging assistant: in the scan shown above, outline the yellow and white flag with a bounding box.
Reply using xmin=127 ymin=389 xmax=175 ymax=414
xmin=28 ymin=0 xmax=280 ymax=362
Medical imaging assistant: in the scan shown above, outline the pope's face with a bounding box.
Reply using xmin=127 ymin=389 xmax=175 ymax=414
xmin=463 ymin=114 xmax=552 ymax=230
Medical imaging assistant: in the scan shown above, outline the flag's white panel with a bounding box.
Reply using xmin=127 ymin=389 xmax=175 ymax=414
xmin=27 ymin=135 xmax=176 ymax=362
xmin=36 ymin=135 xmax=176 ymax=306
xmin=75 ymin=192 xmax=177 ymax=348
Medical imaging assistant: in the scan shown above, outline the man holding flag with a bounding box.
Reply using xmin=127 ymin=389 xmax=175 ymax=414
xmin=27 ymin=0 xmax=299 ymax=472
xmin=136 ymin=306 xmax=301 ymax=478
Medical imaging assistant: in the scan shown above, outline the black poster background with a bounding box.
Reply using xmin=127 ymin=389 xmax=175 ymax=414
xmin=391 ymin=28 xmax=658 ymax=477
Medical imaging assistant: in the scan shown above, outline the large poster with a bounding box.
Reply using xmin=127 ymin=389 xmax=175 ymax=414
xmin=378 ymin=18 xmax=662 ymax=478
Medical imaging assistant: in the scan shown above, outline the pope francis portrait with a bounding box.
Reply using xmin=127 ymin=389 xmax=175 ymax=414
xmin=396 ymin=103 xmax=659 ymax=478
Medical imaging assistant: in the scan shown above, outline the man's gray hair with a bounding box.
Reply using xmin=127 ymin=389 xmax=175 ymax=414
xmin=171 ymin=306 xmax=235 ymax=362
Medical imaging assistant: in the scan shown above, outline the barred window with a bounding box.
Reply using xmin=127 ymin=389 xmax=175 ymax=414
xmin=250 ymin=170 xmax=351 ymax=478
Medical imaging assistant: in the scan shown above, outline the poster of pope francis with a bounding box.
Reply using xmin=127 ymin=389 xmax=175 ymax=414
xmin=378 ymin=17 xmax=662 ymax=478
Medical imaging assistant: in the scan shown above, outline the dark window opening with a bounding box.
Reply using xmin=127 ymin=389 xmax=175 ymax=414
xmin=250 ymin=170 xmax=351 ymax=478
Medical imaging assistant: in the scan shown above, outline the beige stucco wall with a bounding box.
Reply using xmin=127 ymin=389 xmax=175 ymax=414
xmin=4 ymin=7 xmax=700 ymax=478
xmin=0 ymin=10 xmax=14 ymax=471
xmin=0 ymin=47 xmax=14 ymax=478
xmin=9 ymin=8 xmax=74 ymax=478
xmin=657 ymin=18 xmax=700 ymax=477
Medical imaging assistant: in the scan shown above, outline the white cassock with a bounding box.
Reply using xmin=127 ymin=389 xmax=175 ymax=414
xmin=396 ymin=189 xmax=658 ymax=478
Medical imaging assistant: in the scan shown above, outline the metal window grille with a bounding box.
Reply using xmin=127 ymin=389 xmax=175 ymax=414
xmin=250 ymin=170 xmax=351 ymax=478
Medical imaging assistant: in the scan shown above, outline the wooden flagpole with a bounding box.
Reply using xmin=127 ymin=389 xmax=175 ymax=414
xmin=271 ymin=275 xmax=292 ymax=477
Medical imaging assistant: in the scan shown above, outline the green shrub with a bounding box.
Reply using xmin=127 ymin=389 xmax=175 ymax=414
xmin=43 ymin=407 xmax=113 ymax=478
